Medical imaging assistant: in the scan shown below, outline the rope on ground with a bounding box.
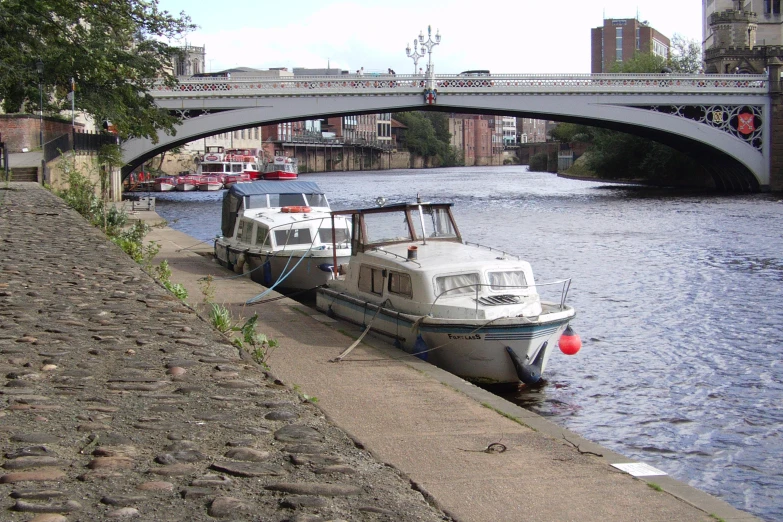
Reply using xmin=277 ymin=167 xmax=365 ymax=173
xmin=329 ymin=300 xmax=389 ymax=363
xmin=175 ymin=238 xmax=217 ymax=252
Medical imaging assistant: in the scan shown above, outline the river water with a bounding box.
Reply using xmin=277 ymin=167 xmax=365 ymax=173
xmin=150 ymin=167 xmax=783 ymax=521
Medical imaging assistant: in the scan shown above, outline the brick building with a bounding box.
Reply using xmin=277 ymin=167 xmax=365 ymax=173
xmin=591 ymin=18 xmax=670 ymax=72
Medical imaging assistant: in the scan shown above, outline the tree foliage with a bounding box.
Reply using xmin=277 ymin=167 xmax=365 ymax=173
xmin=392 ymin=111 xmax=462 ymax=166
xmin=0 ymin=0 xmax=195 ymax=141
xmin=568 ymin=35 xmax=706 ymax=183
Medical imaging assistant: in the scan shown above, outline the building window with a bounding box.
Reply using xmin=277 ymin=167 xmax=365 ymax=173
xmin=764 ymin=0 xmax=781 ymax=14
xmin=636 ymin=28 xmax=640 ymax=50
xmin=615 ymin=27 xmax=623 ymax=61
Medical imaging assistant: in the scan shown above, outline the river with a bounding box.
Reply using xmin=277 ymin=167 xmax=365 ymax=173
xmin=150 ymin=166 xmax=783 ymax=521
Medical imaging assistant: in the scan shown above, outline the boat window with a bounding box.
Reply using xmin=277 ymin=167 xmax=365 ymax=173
xmin=364 ymin=212 xmax=413 ymax=244
xmin=274 ymin=228 xmax=313 ymax=246
xmin=410 ymin=207 xmax=457 ymax=239
xmin=488 ymin=271 xmax=528 ymax=291
xmin=246 ymin=195 xmax=269 ymax=208
xmin=358 ymin=265 xmax=385 ymax=295
xmin=202 ymin=164 xmax=222 ymax=173
xmin=232 ymin=164 xmax=242 ymax=173
xmin=306 ymin=194 xmax=328 ymax=207
xmin=435 ymin=273 xmax=480 ymax=297
xmin=238 ymin=219 xmax=254 ymax=244
xmin=255 ymin=227 xmax=270 ymax=247
xmin=318 ymin=226 xmax=350 ymax=244
xmin=388 ymin=271 xmax=412 ymax=298
xmin=270 ymin=194 xmax=307 ymax=207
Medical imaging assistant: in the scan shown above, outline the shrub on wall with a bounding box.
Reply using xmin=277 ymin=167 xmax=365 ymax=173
xmin=528 ymin=152 xmax=549 ymax=172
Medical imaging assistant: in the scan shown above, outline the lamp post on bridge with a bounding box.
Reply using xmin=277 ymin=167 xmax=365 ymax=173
xmin=417 ymin=25 xmax=441 ymax=77
xmin=406 ymin=40 xmax=425 ymax=75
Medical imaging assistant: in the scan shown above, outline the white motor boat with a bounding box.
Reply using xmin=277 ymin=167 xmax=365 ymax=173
xmin=316 ymin=198 xmax=580 ymax=385
xmin=214 ymin=181 xmax=351 ymax=292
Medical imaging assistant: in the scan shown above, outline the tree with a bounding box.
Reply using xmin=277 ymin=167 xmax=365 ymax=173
xmin=392 ymin=111 xmax=462 ymax=167
xmin=580 ymin=35 xmax=707 ymax=184
xmin=669 ymin=34 xmax=702 ymax=73
xmin=0 ymin=0 xmax=195 ymax=141
xmin=609 ymin=51 xmax=666 ymax=74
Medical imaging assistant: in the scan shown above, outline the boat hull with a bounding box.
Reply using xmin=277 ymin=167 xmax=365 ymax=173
xmin=316 ymin=287 xmax=575 ymax=385
xmin=197 ymin=183 xmax=223 ymax=191
xmin=214 ymin=242 xmax=349 ymax=292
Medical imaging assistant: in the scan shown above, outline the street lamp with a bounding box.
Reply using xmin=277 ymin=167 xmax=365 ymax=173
xmin=406 ymin=40 xmax=425 ymax=75
xmin=417 ymin=25 xmax=441 ymax=76
xmin=36 ymin=59 xmax=43 ymax=148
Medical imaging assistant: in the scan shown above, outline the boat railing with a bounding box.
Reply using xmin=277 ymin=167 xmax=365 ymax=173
xmin=463 ymin=241 xmax=522 ymax=260
xmin=369 ymin=247 xmax=421 ymax=267
xmin=262 ymin=216 xmax=350 ymax=251
xmin=429 ymin=278 xmax=572 ymax=318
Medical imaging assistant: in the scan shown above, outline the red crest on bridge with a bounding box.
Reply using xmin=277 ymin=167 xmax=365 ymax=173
xmin=737 ymin=112 xmax=755 ymax=135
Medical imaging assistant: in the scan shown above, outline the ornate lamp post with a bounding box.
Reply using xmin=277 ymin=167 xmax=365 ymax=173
xmin=417 ymin=25 xmax=441 ymax=77
xmin=36 ymin=59 xmax=43 ymax=148
xmin=406 ymin=40 xmax=425 ymax=75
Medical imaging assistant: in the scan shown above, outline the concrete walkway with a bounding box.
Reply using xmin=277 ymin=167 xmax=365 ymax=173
xmin=141 ymin=204 xmax=759 ymax=522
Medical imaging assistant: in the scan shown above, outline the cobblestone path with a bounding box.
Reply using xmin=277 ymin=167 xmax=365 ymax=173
xmin=0 ymin=183 xmax=451 ymax=521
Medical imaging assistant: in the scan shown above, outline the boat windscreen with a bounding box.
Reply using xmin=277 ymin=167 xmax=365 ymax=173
xmin=274 ymin=228 xmax=313 ymax=246
xmin=411 ymin=207 xmax=458 ymax=239
xmin=306 ymin=193 xmax=328 ymax=207
xmin=271 ymin=194 xmax=307 ymax=207
xmin=363 ymin=212 xmax=414 ymax=244
xmin=318 ymin=226 xmax=350 ymax=243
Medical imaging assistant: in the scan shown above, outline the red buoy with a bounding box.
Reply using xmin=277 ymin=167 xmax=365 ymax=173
xmin=558 ymin=325 xmax=581 ymax=355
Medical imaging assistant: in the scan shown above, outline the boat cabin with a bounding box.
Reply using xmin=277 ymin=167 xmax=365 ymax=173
xmin=329 ymin=202 xmax=463 ymax=253
xmin=221 ymin=181 xmax=332 ymax=238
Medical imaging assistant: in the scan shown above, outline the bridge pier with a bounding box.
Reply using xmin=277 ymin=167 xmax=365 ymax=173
xmin=769 ymin=60 xmax=783 ymax=192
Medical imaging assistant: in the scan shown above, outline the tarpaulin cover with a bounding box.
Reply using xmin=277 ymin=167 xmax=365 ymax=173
xmin=220 ymin=181 xmax=324 ymax=237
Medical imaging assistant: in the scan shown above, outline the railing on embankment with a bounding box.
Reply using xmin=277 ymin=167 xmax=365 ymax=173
xmin=44 ymin=129 xmax=118 ymax=163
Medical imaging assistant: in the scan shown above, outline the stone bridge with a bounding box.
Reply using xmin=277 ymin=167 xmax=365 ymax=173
xmin=123 ymin=72 xmax=780 ymax=191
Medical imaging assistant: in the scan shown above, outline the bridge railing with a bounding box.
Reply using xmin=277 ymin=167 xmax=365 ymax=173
xmin=150 ymin=73 xmax=768 ymax=98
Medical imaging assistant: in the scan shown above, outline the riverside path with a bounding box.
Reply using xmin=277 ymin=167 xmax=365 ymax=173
xmin=0 ymin=183 xmax=760 ymax=521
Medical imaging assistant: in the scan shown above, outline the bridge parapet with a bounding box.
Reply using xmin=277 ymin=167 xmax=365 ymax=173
xmin=150 ymin=73 xmax=768 ymax=100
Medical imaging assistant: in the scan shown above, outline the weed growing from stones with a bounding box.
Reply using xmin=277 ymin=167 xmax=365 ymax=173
xmin=232 ymin=313 xmax=279 ymax=369
xmin=209 ymin=303 xmax=234 ymax=333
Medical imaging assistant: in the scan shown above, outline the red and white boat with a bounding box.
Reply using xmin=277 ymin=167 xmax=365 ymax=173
xmin=153 ymin=176 xmax=176 ymax=192
xmin=222 ymin=173 xmax=252 ymax=188
xmin=175 ymin=175 xmax=198 ymax=192
xmin=262 ymin=156 xmax=298 ymax=180
xmin=197 ymin=175 xmax=224 ymax=191
xmin=197 ymin=146 xmax=262 ymax=180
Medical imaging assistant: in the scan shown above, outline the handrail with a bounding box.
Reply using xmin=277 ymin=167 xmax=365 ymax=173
xmin=463 ymin=241 xmax=521 ymax=260
xmin=428 ymin=279 xmax=572 ymax=318
xmin=369 ymin=247 xmax=422 ymax=267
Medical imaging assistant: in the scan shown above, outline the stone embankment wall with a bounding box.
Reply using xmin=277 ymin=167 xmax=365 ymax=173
xmin=0 ymin=183 xmax=450 ymax=521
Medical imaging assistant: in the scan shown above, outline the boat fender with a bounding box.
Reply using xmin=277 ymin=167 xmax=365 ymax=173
xmin=317 ymin=263 xmax=334 ymax=273
xmin=558 ymin=325 xmax=581 ymax=355
xmin=505 ymin=342 xmax=547 ymax=385
xmin=234 ymin=253 xmax=246 ymax=274
xmin=412 ymin=335 xmax=428 ymax=361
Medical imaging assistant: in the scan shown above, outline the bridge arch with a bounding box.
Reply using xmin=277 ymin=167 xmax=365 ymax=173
xmin=123 ymin=75 xmax=770 ymax=191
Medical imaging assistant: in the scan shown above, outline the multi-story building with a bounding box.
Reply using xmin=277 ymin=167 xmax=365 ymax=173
xmin=591 ymin=18 xmax=670 ymax=72
xmin=501 ymin=116 xmax=517 ymax=146
xmin=517 ymin=118 xmax=547 ymax=143
xmin=702 ymin=0 xmax=783 ymax=74
xmin=449 ymin=114 xmax=503 ymax=165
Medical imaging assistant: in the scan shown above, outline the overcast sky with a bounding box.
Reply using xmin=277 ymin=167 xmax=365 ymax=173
xmin=156 ymin=0 xmax=703 ymax=75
